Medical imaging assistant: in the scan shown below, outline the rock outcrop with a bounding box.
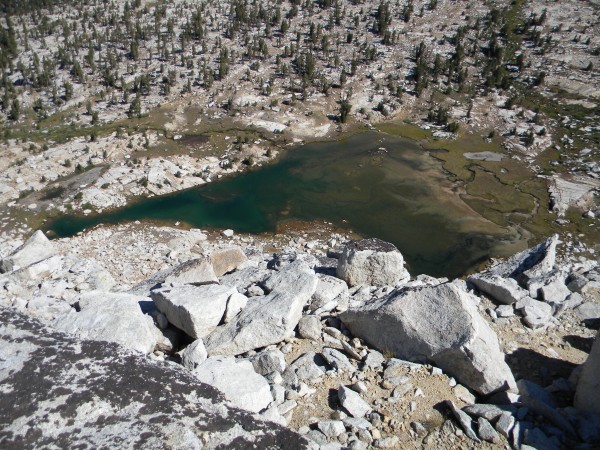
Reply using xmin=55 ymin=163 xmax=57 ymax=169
xmin=340 ymin=283 xmax=516 ymax=395
xmin=3 ymin=226 xmax=598 ymax=449
xmin=0 ymin=308 xmax=308 ymax=449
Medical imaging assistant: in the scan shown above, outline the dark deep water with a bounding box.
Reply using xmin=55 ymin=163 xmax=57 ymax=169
xmin=46 ymin=132 xmax=518 ymax=278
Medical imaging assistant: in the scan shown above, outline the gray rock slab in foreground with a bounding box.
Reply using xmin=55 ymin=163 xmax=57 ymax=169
xmin=0 ymin=307 xmax=309 ymax=449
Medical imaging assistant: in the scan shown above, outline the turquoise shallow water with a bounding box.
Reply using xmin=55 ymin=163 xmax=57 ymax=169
xmin=46 ymin=132 xmax=517 ymax=278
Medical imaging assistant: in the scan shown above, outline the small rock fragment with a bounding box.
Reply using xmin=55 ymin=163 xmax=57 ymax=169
xmin=181 ymin=339 xmax=208 ymax=370
xmin=298 ymin=315 xmax=322 ymax=340
xmin=446 ymin=401 xmax=480 ymax=442
xmin=477 ymin=417 xmax=500 ymax=443
xmin=338 ymin=385 xmax=372 ymax=418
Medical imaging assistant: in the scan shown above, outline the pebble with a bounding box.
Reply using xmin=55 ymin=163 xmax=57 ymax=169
xmin=350 ymin=381 xmax=368 ymax=395
xmin=221 ymin=229 xmax=234 ymax=238
xmin=373 ymin=436 xmax=399 ymax=448
xmin=430 ymin=367 xmax=443 ymax=375
xmin=364 ymin=350 xmax=385 ymax=368
xmin=463 ymin=403 xmax=505 ymax=421
xmin=338 ymin=385 xmax=371 ymax=418
xmin=411 ymin=421 xmax=427 ymax=436
xmin=392 ymin=383 xmax=413 ymax=399
xmin=496 ymin=304 xmax=514 ymax=318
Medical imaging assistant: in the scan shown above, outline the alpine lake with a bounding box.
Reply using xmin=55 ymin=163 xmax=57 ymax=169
xmin=46 ymin=131 xmax=537 ymax=279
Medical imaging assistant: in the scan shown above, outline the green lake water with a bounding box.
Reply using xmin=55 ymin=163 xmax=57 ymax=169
xmin=46 ymin=132 xmax=521 ymax=278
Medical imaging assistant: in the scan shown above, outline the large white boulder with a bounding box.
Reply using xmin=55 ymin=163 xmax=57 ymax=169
xmin=575 ymin=329 xmax=600 ymax=414
xmin=151 ymin=284 xmax=237 ymax=339
xmin=337 ymin=238 xmax=409 ymax=287
xmin=54 ymin=291 xmax=158 ymax=354
xmin=204 ymin=261 xmax=317 ymax=356
xmin=340 ymin=283 xmax=516 ymax=395
xmin=0 ymin=231 xmax=56 ymax=273
xmin=193 ymin=356 xmax=272 ymax=413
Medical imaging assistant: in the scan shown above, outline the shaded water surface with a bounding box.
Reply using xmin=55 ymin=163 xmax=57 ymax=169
xmin=47 ymin=132 xmax=518 ymax=277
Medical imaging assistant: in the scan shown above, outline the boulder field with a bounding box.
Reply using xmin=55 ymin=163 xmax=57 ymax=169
xmin=1 ymin=231 xmax=599 ymax=449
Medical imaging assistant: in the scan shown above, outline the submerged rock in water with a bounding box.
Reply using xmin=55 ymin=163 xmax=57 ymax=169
xmin=340 ymin=283 xmax=516 ymax=395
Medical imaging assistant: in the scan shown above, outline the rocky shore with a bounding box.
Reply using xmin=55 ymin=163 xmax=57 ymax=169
xmin=1 ymin=226 xmax=599 ymax=449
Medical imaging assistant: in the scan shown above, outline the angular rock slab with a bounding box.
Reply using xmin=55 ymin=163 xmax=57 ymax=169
xmin=210 ymin=247 xmax=247 ymax=276
xmin=340 ymin=283 xmax=516 ymax=395
xmin=468 ymin=274 xmax=528 ymax=305
xmin=0 ymin=308 xmax=307 ymax=449
xmin=54 ymin=291 xmax=158 ymax=354
xmin=151 ymin=284 xmax=237 ymax=339
xmin=193 ymin=356 xmax=272 ymax=413
xmin=205 ymin=261 xmax=317 ymax=356
xmin=337 ymin=238 xmax=409 ymax=287
xmin=486 ymin=234 xmax=558 ymax=280
xmin=0 ymin=230 xmax=56 ymax=273
xmin=575 ymin=329 xmax=600 ymax=414
xmin=338 ymin=384 xmax=371 ymax=418
xmin=164 ymin=258 xmax=218 ymax=286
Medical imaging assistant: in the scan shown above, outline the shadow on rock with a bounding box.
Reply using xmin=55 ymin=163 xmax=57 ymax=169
xmin=563 ymin=335 xmax=595 ymax=353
